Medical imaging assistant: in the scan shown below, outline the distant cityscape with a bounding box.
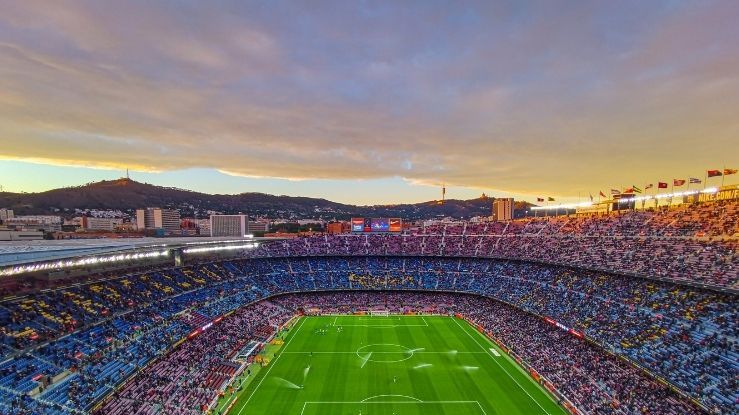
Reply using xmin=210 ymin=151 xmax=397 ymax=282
xmin=0 ymin=178 xmax=521 ymax=241
xmin=0 ymin=201 xmax=514 ymax=241
xmin=3 ymin=176 xmax=734 ymax=242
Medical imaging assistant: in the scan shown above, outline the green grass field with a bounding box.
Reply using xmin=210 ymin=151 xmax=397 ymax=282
xmin=228 ymin=315 xmax=567 ymax=415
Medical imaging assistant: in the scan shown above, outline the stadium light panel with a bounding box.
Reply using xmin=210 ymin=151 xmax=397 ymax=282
xmin=0 ymin=250 xmax=170 ymax=277
xmin=183 ymin=243 xmax=258 ymax=254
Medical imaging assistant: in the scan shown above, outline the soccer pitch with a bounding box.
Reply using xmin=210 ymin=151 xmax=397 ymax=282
xmin=229 ymin=315 xmax=568 ymax=415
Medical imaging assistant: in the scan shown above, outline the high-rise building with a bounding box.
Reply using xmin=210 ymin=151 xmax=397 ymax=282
xmin=136 ymin=208 xmax=181 ymax=232
xmin=492 ymin=198 xmax=514 ymax=221
xmin=210 ymin=215 xmax=249 ymax=237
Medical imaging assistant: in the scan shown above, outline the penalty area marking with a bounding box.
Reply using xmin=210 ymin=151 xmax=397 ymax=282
xmin=361 ymin=394 xmax=423 ymax=402
xmin=300 ymin=400 xmax=487 ymax=415
xmin=330 ymin=315 xmax=429 ymax=328
xmin=282 ymin=351 xmax=487 ymax=354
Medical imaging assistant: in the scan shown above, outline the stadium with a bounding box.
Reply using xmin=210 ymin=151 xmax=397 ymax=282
xmin=0 ymin=195 xmax=736 ymax=415
xmin=1 ymin=2 xmax=738 ymax=414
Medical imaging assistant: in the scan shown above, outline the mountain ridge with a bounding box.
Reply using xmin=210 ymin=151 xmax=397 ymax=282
xmin=0 ymin=178 xmax=530 ymax=219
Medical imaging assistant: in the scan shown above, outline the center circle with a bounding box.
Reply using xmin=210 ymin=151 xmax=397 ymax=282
xmin=356 ymin=343 xmax=415 ymax=363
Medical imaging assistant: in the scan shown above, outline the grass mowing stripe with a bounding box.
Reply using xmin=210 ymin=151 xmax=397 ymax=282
xmin=234 ymin=316 xmax=306 ymax=415
xmin=451 ymin=317 xmax=552 ymax=415
xmin=232 ymin=316 xmax=566 ymax=415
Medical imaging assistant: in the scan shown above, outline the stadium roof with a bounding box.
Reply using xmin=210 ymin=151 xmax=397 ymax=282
xmin=0 ymin=236 xmax=276 ymax=268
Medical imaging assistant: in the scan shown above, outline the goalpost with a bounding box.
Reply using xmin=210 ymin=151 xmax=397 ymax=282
xmin=369 ymin=310 xmax=390 ymax=317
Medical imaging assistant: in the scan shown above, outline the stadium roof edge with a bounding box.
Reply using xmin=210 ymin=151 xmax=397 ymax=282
xmin=0 ymin=236 xmax=284 ymax=268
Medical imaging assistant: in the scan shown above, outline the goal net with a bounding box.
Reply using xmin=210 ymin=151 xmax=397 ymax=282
xmin=369 ymin=310 xmax=390 ymax=317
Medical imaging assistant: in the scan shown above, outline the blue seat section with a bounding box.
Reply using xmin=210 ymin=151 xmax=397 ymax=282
xmin=0 ymin=253 xmax=735 ymax=414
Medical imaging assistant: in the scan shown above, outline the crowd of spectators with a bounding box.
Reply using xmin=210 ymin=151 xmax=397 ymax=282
xmin=96 ymin=301 xmax=290 ymax=415
xmin=0 ymin=256 xmax=739 ymax=411
xmin=2 ymin=256 xmax=735 ymax=413
xmin=249 ymin=199 xmax=738 ymax=288
xmin=0 ymin=199 xmax=736 ymax=414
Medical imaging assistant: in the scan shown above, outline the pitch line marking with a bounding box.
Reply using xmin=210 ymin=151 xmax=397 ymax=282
xmin=331 ymin=324 xmax=429 ymax=328
xmin=236 ymin=317 xmax=306 ymax=415
xmin=282 ymin=351 xmax=487 ymax=354
xmin=361 ymin=394 xmax=423 ymax=402
xmin=452 ymin=318 xmax=551 ymax=415
xmin=356 ymin=343 xmax=415 ymax=363
xmin=300 ymin=400 xmax=486 ymax=414
xmin=475 ymin=400 xmax=489 ymax=415
xmin=330 ymin=315 xmax=429 ymax=328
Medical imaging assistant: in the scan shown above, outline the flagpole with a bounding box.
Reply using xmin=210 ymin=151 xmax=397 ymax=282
xmin=654 ymin=183 xmax=658 ymax=209
xmin=612 ymin=185 xmax=617 ymax=213
xmin=644 ymin=184 xmax=648 ymax=210
xmin=703 ymin=172 xmax=706 ymax=190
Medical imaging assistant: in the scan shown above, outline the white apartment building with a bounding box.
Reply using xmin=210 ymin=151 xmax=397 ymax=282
xmin=210 ymin=215 xmax=248 ymax=237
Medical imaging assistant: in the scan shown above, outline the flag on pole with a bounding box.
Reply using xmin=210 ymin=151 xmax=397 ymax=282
xmin=632 ymin=185 xmax=643 ymax=193
xmin=547 ymin=197 xmax=555 ymax=202
xmin=707 ymin=170 xmax=722 ymax=177
xmin=537 ymin=198 xmax=544 ymax=202
xmin=689 ymin=177 xmax=701 ymax=184
xmin=599 ymin=191 xmax=607 ymax=198
xmin=673 ymin=179 xmax=686 ymax=186
xmin=658 ymin=182 xmax=668 ymax=188
xmin=610 ymin=189 xmax=620 ymax=195
xmin=645 ymin=183 xmax=653 ymax=190
xmin=724 ymin=168 xmax=738 ymax=175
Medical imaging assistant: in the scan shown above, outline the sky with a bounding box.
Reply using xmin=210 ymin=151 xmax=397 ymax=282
xmin=0 ymin=0 xmax=737 ymax=205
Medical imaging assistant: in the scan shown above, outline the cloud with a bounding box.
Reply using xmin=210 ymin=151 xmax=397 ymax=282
xmin=0 ymin=0 xmax=737 ymax=198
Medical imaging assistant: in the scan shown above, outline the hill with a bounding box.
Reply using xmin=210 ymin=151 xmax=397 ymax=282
xmin=0 ymin=178 xmax=529 ymax=220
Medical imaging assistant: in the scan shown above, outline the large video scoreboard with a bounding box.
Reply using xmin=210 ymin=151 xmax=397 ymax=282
xmin=351 ymin=217 xmax=402 ymax=233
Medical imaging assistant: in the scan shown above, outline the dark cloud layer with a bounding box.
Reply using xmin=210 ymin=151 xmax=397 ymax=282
xmin=0 ymin=0 xmax=737 ymax=196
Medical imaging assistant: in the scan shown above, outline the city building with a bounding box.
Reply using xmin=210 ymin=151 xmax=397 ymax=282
xmin=181 ymin=218 xmax=211 ymax=235
xmin=82 ymin=217 xmax=124 ymax=231
xmin=210 ymin=215 xmax=249 ymax=237
xmin=247 ymin=221 xmax=270 ymax=233
xmin=136 ymin=208 xmax=181 ymax=232
xmin=0 ymin=229 xmax=44 ymax=241
xmin=326 ymin=221 xmax=351 ymax=234
xmin=492 ymin=198 xmax=514 ymax=221
xmin=0 ymin=208 xmax=14 ymax=222
xmin=6 ymin=215 xmax=62 ymax=232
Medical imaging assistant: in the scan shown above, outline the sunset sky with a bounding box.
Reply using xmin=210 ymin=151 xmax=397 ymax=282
xmin=0 ymin=0 xmax=737 ymax=204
